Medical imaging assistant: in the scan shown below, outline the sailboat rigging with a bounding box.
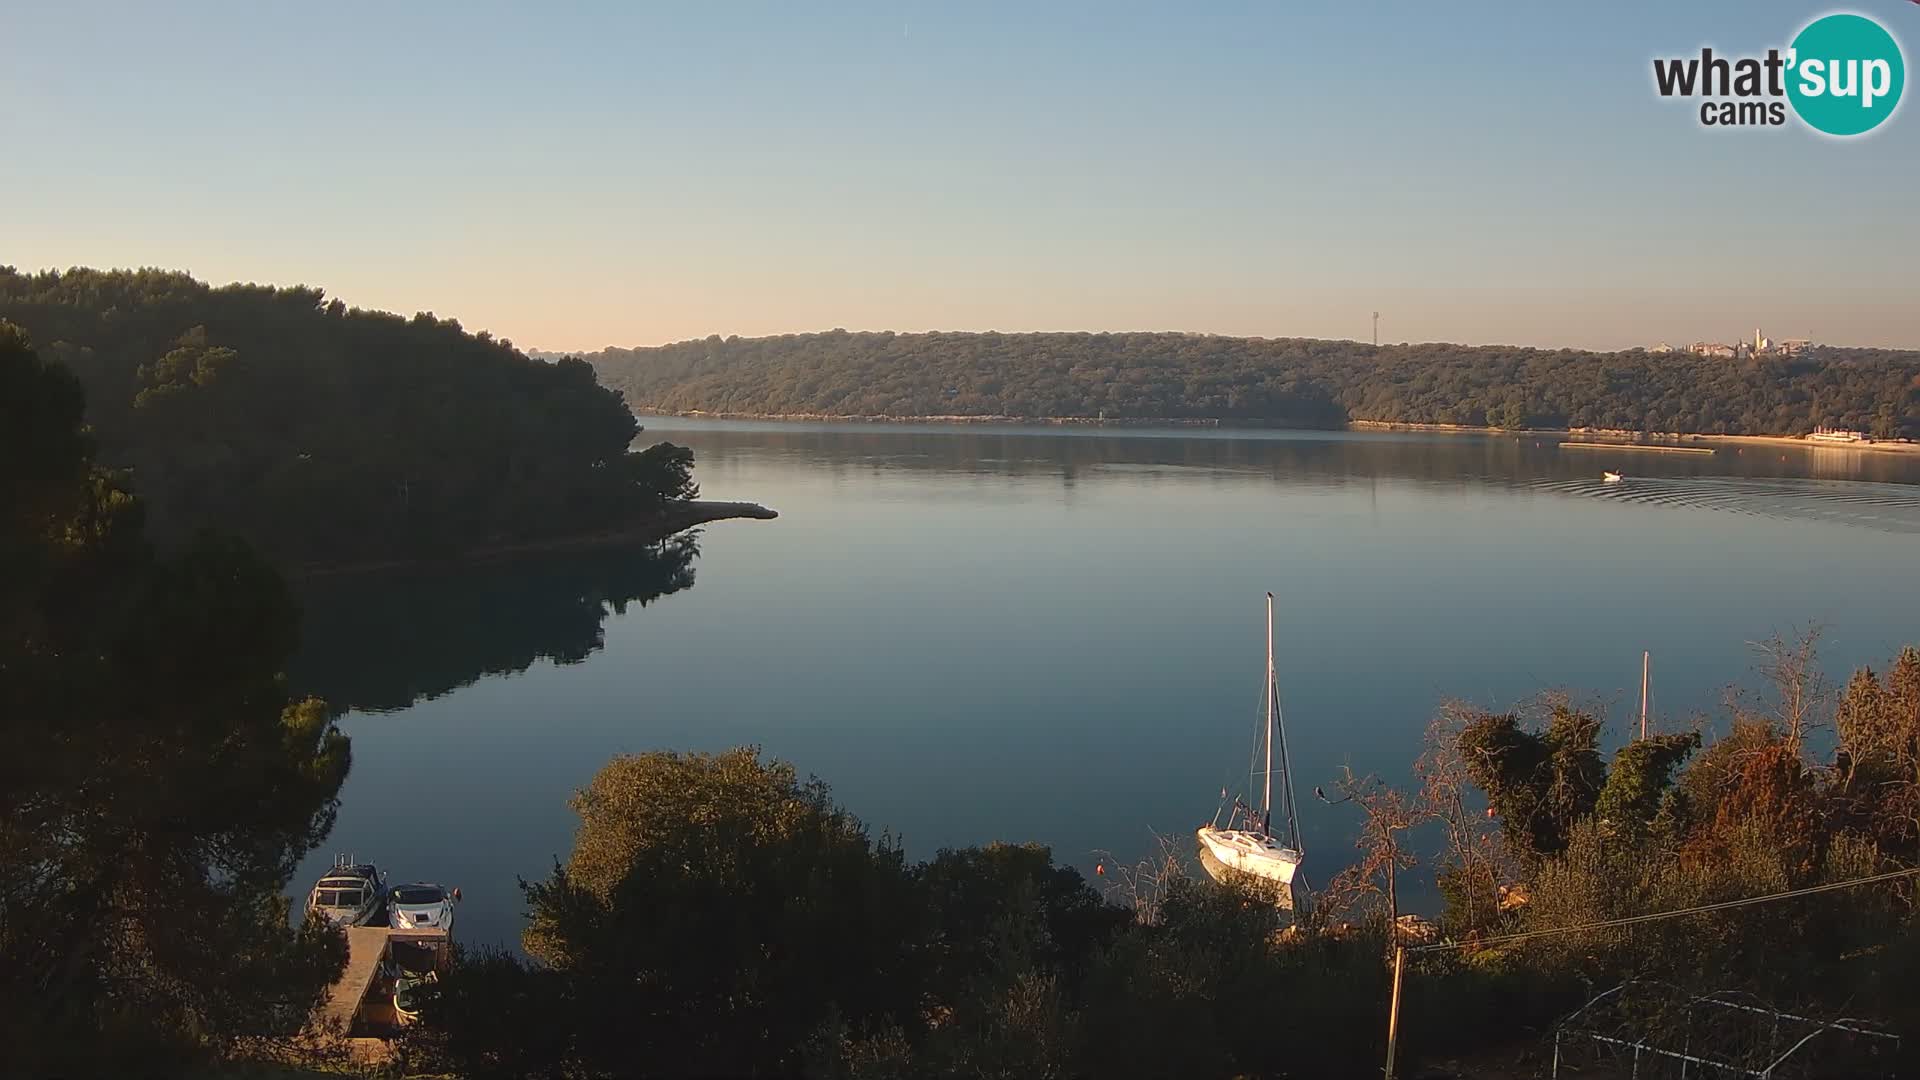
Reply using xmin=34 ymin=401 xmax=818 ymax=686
xmin=1197 ymin=592 xmax=1304 ymax=891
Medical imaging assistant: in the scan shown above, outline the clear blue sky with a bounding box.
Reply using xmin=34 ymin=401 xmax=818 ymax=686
xmin=3 ymin=1 xmax=1915 ymax=350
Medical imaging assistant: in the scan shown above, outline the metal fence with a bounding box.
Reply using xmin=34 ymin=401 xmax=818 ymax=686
xmin=1550 ymin=981 xmax=1901 ymax=1079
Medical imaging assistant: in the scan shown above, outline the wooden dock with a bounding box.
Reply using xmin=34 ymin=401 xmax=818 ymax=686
xmin=315 ymin=926 xmax=393 ymax=1034
xmin=312 ymin=926 xmax=452 ymax=1036
xmin=1559 ymin=441 xmax=1715 ymax=455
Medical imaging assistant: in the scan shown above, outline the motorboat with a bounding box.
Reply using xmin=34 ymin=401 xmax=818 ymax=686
xmin=388 ymin=882 xmax=457 ymax=934
xmin=307 ymin=855 xmax=386 ymax=927
xmin=384 ymin=932 xmax=450 ymax=1026
xmin=1602 ymin=470 xmax=1624 ymax=484
xmin=394 ymin=970 xmax=439 ymax=1025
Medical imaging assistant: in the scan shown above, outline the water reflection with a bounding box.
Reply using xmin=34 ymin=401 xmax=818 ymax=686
xmin=292 ymin=535 xmax=699 ymax=713
xmin=649 ymin=419 xmax=1920 ymax=533
xmin=287 ymin=422 xmax=1920 ymax=948
xmin=645 ymin=420 xmax=1920 ymax=487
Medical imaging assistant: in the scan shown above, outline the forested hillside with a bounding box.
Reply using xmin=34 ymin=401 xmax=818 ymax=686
xmin=3 ymin=326 xmax=352 ymax=1074
xmin=582 ymin=331 xmax=1920 ymax=438
xmin=0 ymin=268 xmax=695 ymax=566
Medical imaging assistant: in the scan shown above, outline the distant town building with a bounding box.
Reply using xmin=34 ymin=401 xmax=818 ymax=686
xmin=1664 ymin=330 xmax=1815 ymax=360
xmin=1751 ymin=328 xmax=1818 ymax=357
xmin=1688 ymin=341 xmax=1737 ymax=359
xmin=1809 ymin=426 xmax=1868 ymax=443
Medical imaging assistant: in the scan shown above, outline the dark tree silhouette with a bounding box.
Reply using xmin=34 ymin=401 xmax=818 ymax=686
xmin=0 ymin=323 xmax=351 ymax=1073
xmin=0 ymin=267 xmax=699 ymax=567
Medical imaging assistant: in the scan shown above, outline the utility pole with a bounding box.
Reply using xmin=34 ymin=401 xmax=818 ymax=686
xmin=1384 ymin=945 xmax=1406 ymax=1080
xmin=1373 ymin=311 xmax=1380 ymax=347
xmin=1640 ymin=650 xmax=1651 ymax=740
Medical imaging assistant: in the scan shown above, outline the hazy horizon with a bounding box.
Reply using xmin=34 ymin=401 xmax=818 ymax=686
xmin=7 ymin=1 xmax=1917 ymax=352
xmin=516 ymin=324 xmax=1904 ymax=356
xmin=12 ymin=262 xmax=1911 ymax=357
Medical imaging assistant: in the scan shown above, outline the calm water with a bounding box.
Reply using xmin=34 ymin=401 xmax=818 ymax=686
xmin=292 ymin=422 xmax=1920 ymax=948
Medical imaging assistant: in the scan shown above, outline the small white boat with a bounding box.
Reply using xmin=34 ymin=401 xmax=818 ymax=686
xmin=1197 ymin=593 xmax=1305 ymax=893
xmin=388 ymin=882 xmax=457 ymax=934
xmin=1602 ymin=470 xmax=1624 ymax=484
xmin=307 ymin=855 xmax=386 ymax=928
xmin=393 ymin=970 xmax=439 ymax=1025
xmin=384 ymin=932 xmax=451 ymax=1025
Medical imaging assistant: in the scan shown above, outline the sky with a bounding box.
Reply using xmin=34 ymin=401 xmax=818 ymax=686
xmin=3 ymin=1 xmax=1917 ymax=352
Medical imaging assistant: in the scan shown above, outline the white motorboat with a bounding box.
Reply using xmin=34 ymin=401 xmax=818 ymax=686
xmin=388 ymin=882 xmax=457 ymax=934
xmin=1197 ymin=593 xmax=1305 ymax=893
xmin=307 ymin=855 xmax=386 ymax=928
xmin=1602 ymin=470 xmax=1624 ymax=484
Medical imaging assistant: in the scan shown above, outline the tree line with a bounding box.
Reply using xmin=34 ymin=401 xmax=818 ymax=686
xmin=581 ymin=330 xmax=1920 ymax=438
xmin=0 ymin=267 xmax=697 ymax=568
xmin=2 ymin=325 xmax=352 ymax=1074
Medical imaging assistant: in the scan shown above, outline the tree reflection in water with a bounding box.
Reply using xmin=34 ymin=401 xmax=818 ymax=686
xmin=291 ymin=534 xmax=698 ymax=714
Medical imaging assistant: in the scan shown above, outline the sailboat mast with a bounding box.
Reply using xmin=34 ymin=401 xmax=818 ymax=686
xmin=1263 ymin=592 xmax=1274 ymax=826
xmin=1267 ymin=591 xmax=1303 ymax=852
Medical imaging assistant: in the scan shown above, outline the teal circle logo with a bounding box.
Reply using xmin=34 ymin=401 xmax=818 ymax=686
xmin=1787 ymin=13 xmax=1905 ymax=136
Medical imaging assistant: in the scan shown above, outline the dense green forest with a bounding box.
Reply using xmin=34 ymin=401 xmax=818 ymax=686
xmin=0 ymin=268 xmax=696 ymax=567
xmin=2 ymin=326 xmax=352 ymax=1074
xmin=581 ymin=331 xmax=1920 ymax=438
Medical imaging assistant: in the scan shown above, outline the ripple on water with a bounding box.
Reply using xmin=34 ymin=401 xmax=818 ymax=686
xmin=1534 ymin=475 xmax=1920 ymax=535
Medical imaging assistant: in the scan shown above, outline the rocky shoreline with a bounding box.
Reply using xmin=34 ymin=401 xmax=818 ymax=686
xmin=637 ymin=409 xmax=1920 ymax=454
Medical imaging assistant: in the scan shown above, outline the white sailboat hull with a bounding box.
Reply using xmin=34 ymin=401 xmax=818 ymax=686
xmin=1198 ymin=593 xmax=1305 ymax=899
xmin=1196 ymin=827 xmax=1301 ymax=886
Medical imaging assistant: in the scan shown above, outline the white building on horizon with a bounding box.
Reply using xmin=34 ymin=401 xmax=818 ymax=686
xmin=1663 ymin=330 xmax=1814 ymax=359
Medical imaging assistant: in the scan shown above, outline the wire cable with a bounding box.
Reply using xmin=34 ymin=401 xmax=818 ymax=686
xmin=1409 ymin=866 xmax=1920 ymax=954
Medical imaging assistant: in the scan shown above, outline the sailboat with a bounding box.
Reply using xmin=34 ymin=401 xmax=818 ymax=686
xmin=1197 ymin=593 xmax=1304 ymax=890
